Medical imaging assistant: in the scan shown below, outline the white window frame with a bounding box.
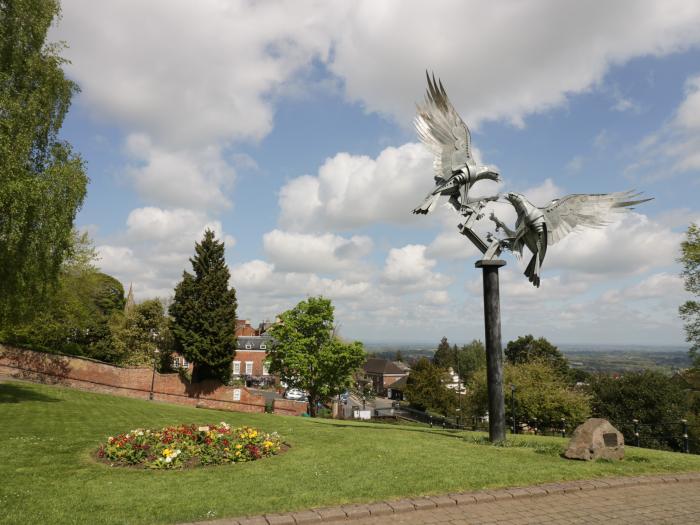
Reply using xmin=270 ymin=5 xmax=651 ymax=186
xmin=262 ymin=362 xmax=270 ymax=376
xmin=245 ymin=343 xmax=252 ymax=349
xmin=233 ymin=389 xmax=241 ymax=401
xmin=245 ymin=361 xmax=253 ymax=375
xmin=232 ymin=361 xmax=241 ymax=375
xmin=181 ymin=358 xmax=189 ymax=368
xmin=260 ymin=344 xmax=266 ymax=350
xmin=171 ymin=357 xmax=181 ymax=369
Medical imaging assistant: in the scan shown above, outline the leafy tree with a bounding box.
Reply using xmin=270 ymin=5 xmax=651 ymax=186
xmin=405 ymin=357 xmax=457 ymax=416
xmin=169 ymin=230 xmax=237 ymax=383
xmin=455 ymin=340 xmax=486 ymax=382
xmin=267 ymin=296 xmax=365 ymax=417
xmin=0 ymin=231 xmax=125 ymax=358
xmin=679 ymin=223 xmax=700 ymax=366
xmin=394 ymin=350 xmax=404 ymax=362
xmin=109 ymin=299 xmax=173 ymax=368
xmin=468 ymin=360 xmax=590 ymax=429
xmin=505 ymin=335 xmax=569 ymax=376
xmin=588 ymin=370 xmax=689 ymax=451
xmin=0 ymin=0 xmax=88 ymax=322
xmin=433 ymin=336 xmax=451 ymax=368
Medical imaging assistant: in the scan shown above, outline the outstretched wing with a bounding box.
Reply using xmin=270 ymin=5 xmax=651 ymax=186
xmin=542 ymin=191 xmax=652 ymax=245
xmin=414 ymin=72 xmax=471 ymax=182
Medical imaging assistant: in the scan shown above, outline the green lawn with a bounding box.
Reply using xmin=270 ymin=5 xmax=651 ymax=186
xmin=2 ymin=380 xmax=700 ymax=525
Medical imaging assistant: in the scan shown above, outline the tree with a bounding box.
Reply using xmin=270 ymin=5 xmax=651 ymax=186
xmin=588 ymin=370 xmax=689 ymax=451
xmin=109 ymin=299 xmax=173 ymax=368
xmin=267 ymin=296 xmax=365 ymax=417
xmin=505 ymin=335 xmax=569 ymax=376
xmin=405 ymin=357 xmax=457 ymax=416
xmin=0 ymin=231 xmax=125 ymax=359
xmin=394 ymin=350 xmax=404 ymax=362
xmin=455 ymin=340 xmax=486 ymax=382
xmin=679 ymin=223 xmax=700 ymax=366
xmin=169 ymin=230 xmax=237 ymax=383
xmin=0 ymin=0 xmax=88 ymax=323
xmin=468 ymin=360 xmax=590 ymax=429
xmin=433 ymin=336 xmax=452 ymax=368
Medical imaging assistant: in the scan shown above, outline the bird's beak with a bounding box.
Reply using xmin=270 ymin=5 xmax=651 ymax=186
xmin=476 ymin=165 xmax=500 ymax=180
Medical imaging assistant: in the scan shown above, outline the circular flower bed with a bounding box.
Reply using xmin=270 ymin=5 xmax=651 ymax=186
xmin=97 ymin=422 xmax=284 ymax=469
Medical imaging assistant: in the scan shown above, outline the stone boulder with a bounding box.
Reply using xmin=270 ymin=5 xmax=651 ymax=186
xmin=564 ymin=418 xmax=624 ymax=461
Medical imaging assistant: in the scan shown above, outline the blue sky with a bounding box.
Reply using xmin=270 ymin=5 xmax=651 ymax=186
xmin=52 ymin=1 xmax=700 ymax=345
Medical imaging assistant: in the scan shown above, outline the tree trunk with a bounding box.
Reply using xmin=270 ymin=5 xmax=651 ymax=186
xmin=308 ymin=394 xmax=317 ymax=417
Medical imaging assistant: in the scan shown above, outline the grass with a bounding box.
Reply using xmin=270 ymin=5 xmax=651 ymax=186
xmin=2 ymin=380 xmax=700 ymax=525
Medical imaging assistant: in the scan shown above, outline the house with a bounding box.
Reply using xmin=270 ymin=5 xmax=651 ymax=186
xmin=233 ymin=335 xmax=274 ymax=385
xmin=171 ymin=318 xmax=279 ymax=386
xmin=363 ymin=357 xmax=409 ymax=398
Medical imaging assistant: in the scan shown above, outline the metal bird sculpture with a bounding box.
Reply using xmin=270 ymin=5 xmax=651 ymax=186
xmin=413 ymin=73 xmax=500 ymax=217
xmin=489 ymin=191 xmax=653 ymax=287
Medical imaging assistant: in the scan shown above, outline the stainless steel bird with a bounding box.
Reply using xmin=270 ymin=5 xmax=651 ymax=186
xmin=490 ymin=191 xmax=653 ymax=287
xmin=413 ymin=73 xmax=500 ymax=216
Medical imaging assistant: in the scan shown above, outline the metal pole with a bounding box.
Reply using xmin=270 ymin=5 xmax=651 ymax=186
xmin=510 ymin=384 xmax=516 ymax=434
xmin=633 ymin=419 xmax=640 ymax=447
xmin=682 ymin=419 xmax=689 ymax=454
xmin=475 ymin=259 xmax=506 ymax=443
xmin=149 ymin=350 xmax=159 ymax=401
xmin=561 ymin=418 xmax=566 ymax=439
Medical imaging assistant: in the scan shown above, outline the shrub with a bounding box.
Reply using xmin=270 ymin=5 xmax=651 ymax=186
xmin=97 ymin=422 xmax=283 ymax=469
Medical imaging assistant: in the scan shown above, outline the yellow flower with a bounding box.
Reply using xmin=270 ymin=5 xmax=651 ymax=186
xmin=263 ymin=441 xmax=273 ymax=448
xmin=235 ymin=451 xmax=241 ymax=457
xmin=162 ymin=448 xmax=172 ymax=457
xmin=235 ymin=444 xmax=242 ymax=450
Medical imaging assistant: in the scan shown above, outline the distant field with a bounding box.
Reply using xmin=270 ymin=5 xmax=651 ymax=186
xmin=564 ymin=350 xmax=691 ymax=374
xmin=2 ymin=379 xmax=700 ymax=525
xmin=366 ymin=343 xmax=692 ymax=375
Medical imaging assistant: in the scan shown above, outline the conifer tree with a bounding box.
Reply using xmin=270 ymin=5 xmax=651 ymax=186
xmin=169 ymin=230 xmax=237 ymax=383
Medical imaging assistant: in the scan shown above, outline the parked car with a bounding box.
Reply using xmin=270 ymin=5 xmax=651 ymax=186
xmin=284 ymin=388 xmax=307 ymax=401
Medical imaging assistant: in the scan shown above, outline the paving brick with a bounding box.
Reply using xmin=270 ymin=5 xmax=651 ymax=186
xmin=237 ymin=518 xmax=267 ymax=525
xmin=428 ymin=495 xmax=456 ymax=507
xmin=366 ymin=502 xmax=393 ymax=516
xmin=290 ymin=510 xmax=321 ymax=523
xmin=264 ymin=514 xmax=295 ymax=525
xmin=473 ymin=492 xmax=496 ymax=503
xmin=386 ymin=499 xmax=416 ymax=513
xmin=312 ymin=507 xmax=346 ymax=522
xmin=341 ymin=505 xmax=370 ymax=519
xmin=449 ymin=492 xmax=477 ymax=505
xmin=410 ymin=498 xmax=437 ymax=510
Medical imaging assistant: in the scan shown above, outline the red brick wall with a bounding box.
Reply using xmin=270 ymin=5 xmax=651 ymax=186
xmin=0 ymin=345 xmax=281 ymax=414
xmin=273 ymin=398 xmax=308 ymax=416
xmin=233 ymin=350 xmax=269 ymax=377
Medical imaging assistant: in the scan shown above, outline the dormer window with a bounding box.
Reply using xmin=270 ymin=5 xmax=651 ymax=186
xmin=245 ymin=344 xmax=252 ymax=349
xmin=260 ymin=344 xmax=266 ymax=350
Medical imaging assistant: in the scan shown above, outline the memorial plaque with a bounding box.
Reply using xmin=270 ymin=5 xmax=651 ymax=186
xmin=603 ymin=432 xmax=618 ymax=447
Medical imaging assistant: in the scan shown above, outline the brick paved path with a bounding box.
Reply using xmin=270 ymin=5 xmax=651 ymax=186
xmin=347 ymin=481 xmax=700 ymax=525
xmin=187 ymin=475 xmax=700 ymax=525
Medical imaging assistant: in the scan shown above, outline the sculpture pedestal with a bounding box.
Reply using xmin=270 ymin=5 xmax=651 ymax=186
xmin=475 ymin=259 xmax=506 ymax=443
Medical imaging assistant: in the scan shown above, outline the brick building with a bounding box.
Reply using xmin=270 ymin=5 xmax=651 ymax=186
xmin=172 ymin=318 xmax=277 ymax=386
xmin=363 ymin=357 xmax=409 ymax=398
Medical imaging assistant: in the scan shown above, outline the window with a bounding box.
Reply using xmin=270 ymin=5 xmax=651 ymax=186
xmin=260 ymin=344 xmax=266 ymax=350
xmin=233 ymin=389 xmax=241 ymax=401
xmin=171 ymin=357 xmax=181 ymax=369
xmin=262 ymin=362 xmax=269 ymax=376
xmin=245 ymin=361 xmax=253 ymax=375
xmin=245 ymin=344 xmax=252 ymax=349
xmin=233 ymin=361 xmax=241 ymax=375
xmin=181 ymin=358 xmax=189 ymax=368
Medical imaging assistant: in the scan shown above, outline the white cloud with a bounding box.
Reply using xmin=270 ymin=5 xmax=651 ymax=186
xmin=96 ymin=207 xmax=235 ymax=299
xmin=124 ymin=135 xmax=236 ymax=210
xmin=328 ymin=0 xmax=700 ymax=127
xmin=629 ymin=74 xmax=700 ymax=178
xmin=545 ymin=212 xmax=680 ymax=275
xmin=262 ymin=229 xmax=372 ymax=273
xmin=55 ymin=0 xmax=341 ymax=148
xmin=601 ymin=272 xmax=685 ymax=303
xmin=278 ymin=143 xmax=434 ymax=231
xmin=381 ymin=244 xmax=451 ymax=292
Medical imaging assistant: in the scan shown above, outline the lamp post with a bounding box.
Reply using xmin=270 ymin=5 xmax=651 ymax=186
xmin=510 ymin=384 xmax=516 ymax=434
xmin=149 ymin=348 xmax=160 ymax=401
